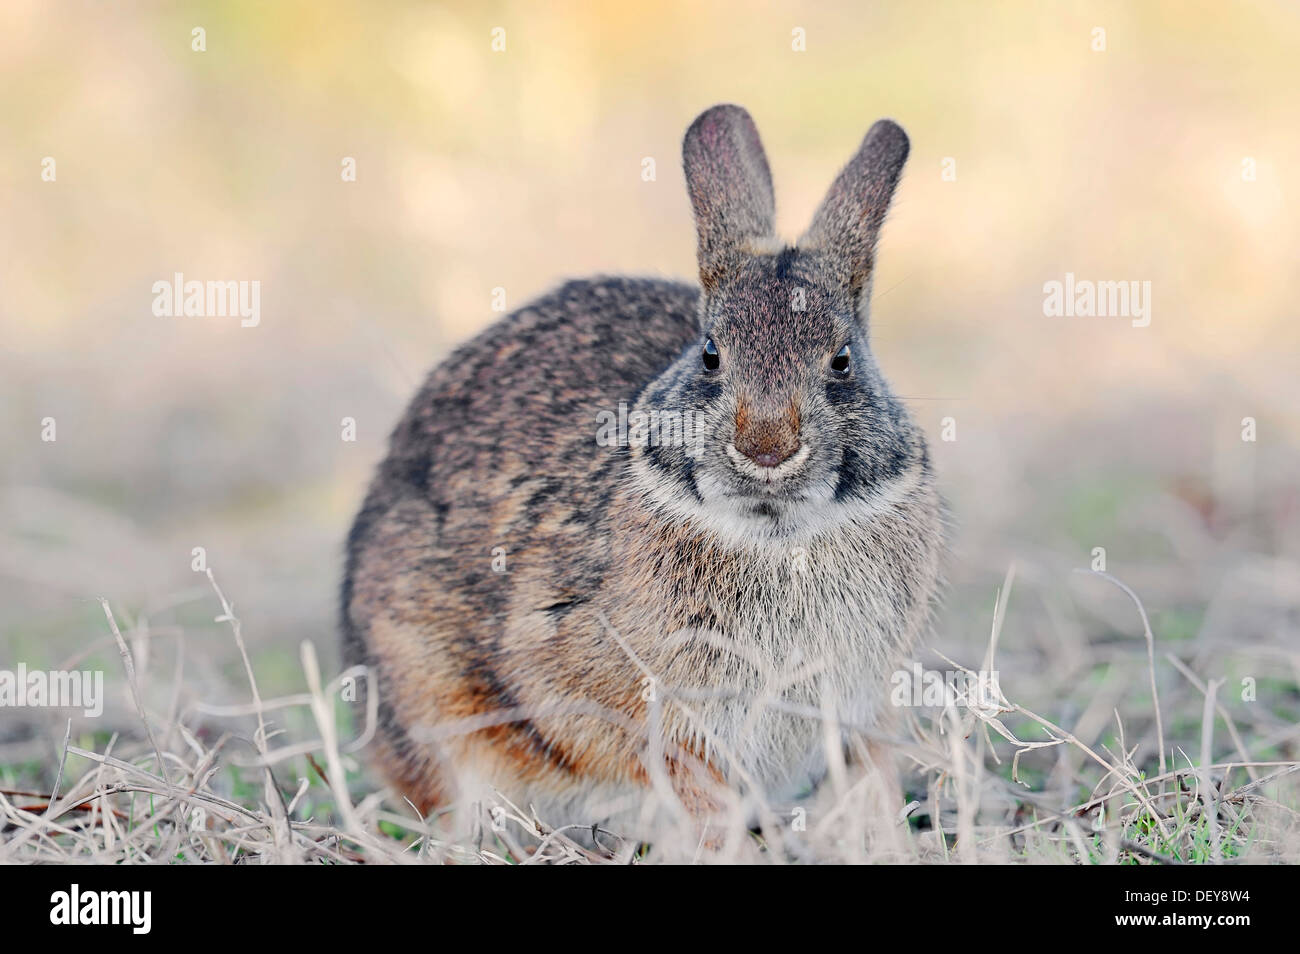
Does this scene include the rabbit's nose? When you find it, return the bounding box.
[748,445,797,468]
[734,403,801,468]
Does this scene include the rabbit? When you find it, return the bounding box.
[341,104,943,843]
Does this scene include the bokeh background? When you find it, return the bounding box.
[2,1,1297,792]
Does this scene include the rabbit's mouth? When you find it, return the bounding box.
[709,441,835,524]
[724,441,811,483]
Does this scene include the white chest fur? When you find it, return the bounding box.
[654,509,926,802]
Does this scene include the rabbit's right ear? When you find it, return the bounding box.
[682,104,776,293]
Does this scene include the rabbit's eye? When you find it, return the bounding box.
[702,337,720,371]
[831,344,851,375]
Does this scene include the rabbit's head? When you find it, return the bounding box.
[630,105,920,541]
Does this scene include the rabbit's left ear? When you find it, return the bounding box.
[800,119,909,301]
[683,104,776,292]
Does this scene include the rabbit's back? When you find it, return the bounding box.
[341,278,700,809]
[359,277,698,537]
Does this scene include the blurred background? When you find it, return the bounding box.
[2,1,1297,790]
